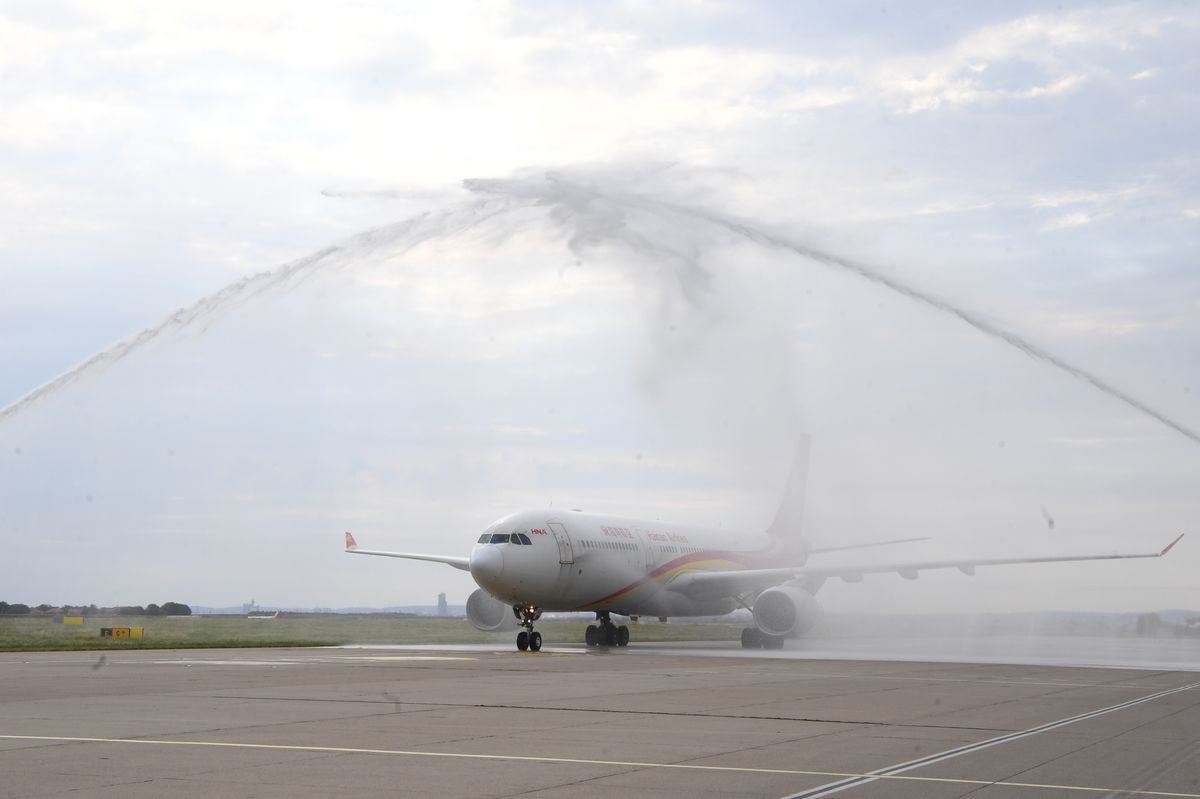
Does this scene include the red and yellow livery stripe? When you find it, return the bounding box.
[579,550,770,610]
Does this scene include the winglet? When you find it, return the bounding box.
[345,531,358,550]
[1159,534,1184,557]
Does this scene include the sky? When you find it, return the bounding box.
[1,1,1198,614]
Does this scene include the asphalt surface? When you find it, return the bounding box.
[2,643,1198,798]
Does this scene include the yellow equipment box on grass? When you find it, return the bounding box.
[100,626,145,639]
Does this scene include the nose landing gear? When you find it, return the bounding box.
[515,606,543,652]
[584,612,629,647]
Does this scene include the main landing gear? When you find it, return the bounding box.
[515,606,543,652]
[741,627,784,650]
[584,612,629,647]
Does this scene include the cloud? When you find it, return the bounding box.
[1043,211,1095,231]
[868,7,1183,113]
[2,2,1198,611]
[1046,308,1162,337]
[1030,187,1140,209]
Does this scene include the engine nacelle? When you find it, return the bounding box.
[752,584,823,638]
[466,588,519,632]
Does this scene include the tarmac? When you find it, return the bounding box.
[2,641,1199,798]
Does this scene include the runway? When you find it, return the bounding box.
[2,643,1198,798]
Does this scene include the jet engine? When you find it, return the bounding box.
[466,588,519,632]
[752,584,822,638]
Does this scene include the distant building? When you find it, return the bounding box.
[437,593,448,617]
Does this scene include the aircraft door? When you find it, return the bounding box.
[633,527,650,571]
[547,522,575,565]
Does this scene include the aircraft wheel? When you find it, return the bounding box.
[529,631,542,652]
[585,625,598,646]
[617,625,630,647]
[740,627,762,649]
[603,625,618,647]
[763,634,785,650]
[517,631,529,651]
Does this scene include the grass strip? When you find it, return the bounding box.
[0,615,743,652]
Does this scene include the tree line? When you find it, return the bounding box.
[0,602,192,616]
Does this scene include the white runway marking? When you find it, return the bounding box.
[1,733,1199,798]
[335,645,1181,690]
[134,655,477,666]
[337,637,1200,672]
[337,655,477,662]
[780,680,1200,799]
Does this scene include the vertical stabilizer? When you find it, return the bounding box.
[765,437,811,563]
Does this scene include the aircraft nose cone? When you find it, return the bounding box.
[470,545,504,584]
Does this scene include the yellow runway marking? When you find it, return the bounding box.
[2,734,1198,798]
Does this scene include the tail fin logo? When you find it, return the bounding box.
[345,531,358,550]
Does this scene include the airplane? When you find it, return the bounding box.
[344,444,1184,652]
[246,610,281,620]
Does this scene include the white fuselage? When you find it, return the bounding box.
[467,509,802,618]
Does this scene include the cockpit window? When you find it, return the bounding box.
[477,534,490,544]
[489,532,511,544]
[516,533,532,545]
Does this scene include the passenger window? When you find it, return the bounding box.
[517,533,532,545]
[490,533,511,544]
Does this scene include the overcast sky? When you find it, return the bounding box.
[1,1,1197,614]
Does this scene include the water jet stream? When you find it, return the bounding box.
[0,196,524,424]
[468,172,1200,447]
[2,170,1195,450]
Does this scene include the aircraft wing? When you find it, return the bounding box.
[343,532,471,572]
[807,536,929,555]
[669,534,1185,601]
